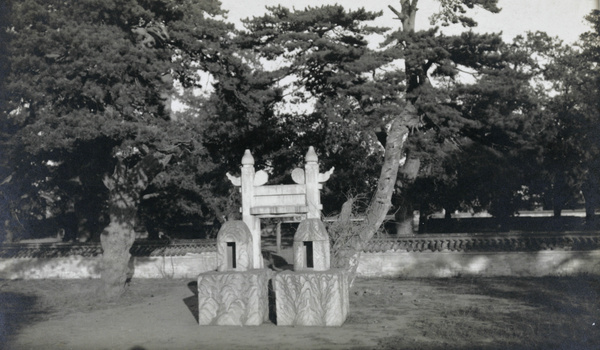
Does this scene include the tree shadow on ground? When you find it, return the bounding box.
[183,281,198,323]
[427,276,599,314]
[0,289,49,348]
[402,276,600,349]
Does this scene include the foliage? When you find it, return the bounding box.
[0,0,232,240]
[2,0,598,248]
[382,0,553,224]
[428,0,500,27]
[225,5,404,213]
[539,10,600,218]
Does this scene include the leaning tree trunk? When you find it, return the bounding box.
[337,1,427,283]
[100,154,170,299]
[336,104,413,284]
[359,105,412,243]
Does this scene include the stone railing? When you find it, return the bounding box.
[362,233,600,253]
[2,233,599,259]
[0,239,217,259]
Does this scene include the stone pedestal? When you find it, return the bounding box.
[197,269,271,326]
[273,269,349,326]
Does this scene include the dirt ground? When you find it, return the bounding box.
[1,273,599,350]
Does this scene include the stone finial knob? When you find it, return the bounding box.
[242,149,254,165]
[305,146,318,163]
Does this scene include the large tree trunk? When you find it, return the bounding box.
[582,177,599,222]
[100,208,137,299]
[333,104,412,285]
[100,154,169,299]
[552,173,568,218]
[359,105,412,243]
[335,1,420,280]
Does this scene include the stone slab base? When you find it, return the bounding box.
[273,269,349,326]
[197,269,271,326]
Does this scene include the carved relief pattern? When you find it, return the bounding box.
[274,270,348,326]
[295,219,329,241]
[197,270,270,326]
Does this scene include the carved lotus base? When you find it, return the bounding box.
[274,269,349,326]
[197,269,271,326]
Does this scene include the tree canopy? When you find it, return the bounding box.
[539,10,600,219]
[1,0,234,241]
[2,0,600,295]
[225,5,403,212]
[1,0,598,249]
[0,0,237,297]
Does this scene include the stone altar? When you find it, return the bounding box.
[197,269,271,326]
[198,147,347,326]
[197,220,270,326]
[274,218,349,326]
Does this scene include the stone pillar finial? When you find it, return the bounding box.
[240,149,262,269]
[304,146,320,219]
[305,146,318,163]
[242,149,254,165]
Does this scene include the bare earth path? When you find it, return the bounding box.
[1,275,599,350]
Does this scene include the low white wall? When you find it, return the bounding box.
[133,253,217,278]
[0,252,217,279]
[3,250,599,279]
[0,256,102,279]
[357,250,600,278]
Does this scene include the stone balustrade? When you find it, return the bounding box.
[1,233,599,259]
[0,239,217,258]
[361,233,600,253]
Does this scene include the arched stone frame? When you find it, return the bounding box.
[226,147,333,269]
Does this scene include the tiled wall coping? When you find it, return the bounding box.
[2,233,599,259]
[362,232,600,253]
[0,239,217,259]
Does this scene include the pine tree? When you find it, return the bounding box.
[233,1,540,273]
[542,10,600,220]
[1,0,232,298]
[228,5,403,213]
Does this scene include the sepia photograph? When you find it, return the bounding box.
[1,0,599,349]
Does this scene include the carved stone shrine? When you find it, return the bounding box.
[198,147,347,326]
[293,218,330,271]
[226,146,334,269]
[216,220,253,272]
